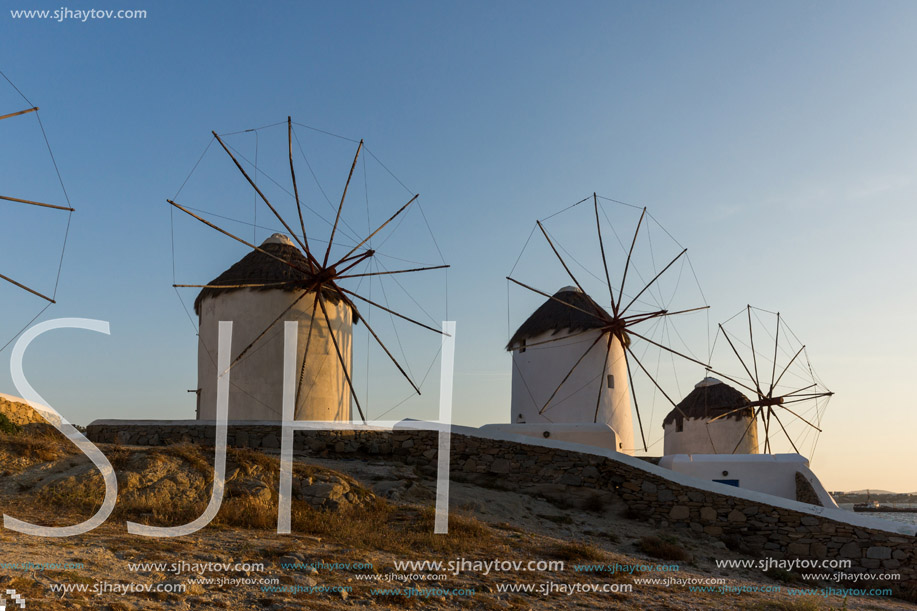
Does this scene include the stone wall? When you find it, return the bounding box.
[86,421,916,587]
[0,396,60,427]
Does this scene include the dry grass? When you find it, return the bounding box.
[291,500,495,556]
[766,597,827,611]
[0,425,71,463]
[637,535,691,562]
[545,541,605,563]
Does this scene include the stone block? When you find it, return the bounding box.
[787,542,809,556]
[700,507,717,523]
[866,546,892,560]
[490,459,510,474]
[669,505,690,520]
[839,542,861,559]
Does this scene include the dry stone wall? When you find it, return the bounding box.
[86,422,915,586]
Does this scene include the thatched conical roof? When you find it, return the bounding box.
[194,234,350,316]
[663,377,754,428]
[507,286,610,350]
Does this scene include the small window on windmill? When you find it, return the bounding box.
[607,374,614,389]
[676,419,684,433]
[519,339,526,353]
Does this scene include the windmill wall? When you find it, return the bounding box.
[663,416,758,455]
[197,288,352,421]
[510,329,634,454]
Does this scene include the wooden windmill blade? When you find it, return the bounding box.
[0,272,56,303]
[507,194,711,454]
[0,74,74,318]
[287,116,313,272]
[171,118,449,423]
[0,106,38,121]
[707,306,833,456]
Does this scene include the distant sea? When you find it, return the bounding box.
[838,504,917,527]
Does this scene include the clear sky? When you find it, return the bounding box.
[1,0,915,492]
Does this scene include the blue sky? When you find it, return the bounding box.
[1,0,915,491]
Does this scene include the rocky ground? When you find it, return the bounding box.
[0,424,914,610]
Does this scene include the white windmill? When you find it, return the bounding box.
[169,118,448,422]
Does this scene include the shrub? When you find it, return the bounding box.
[0,413,21,435]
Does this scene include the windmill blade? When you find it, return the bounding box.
[338,264,449,280]
[618,207,646,309]
[747,306,761,390]
[0,272,55,303]
[593,193,618,315]
[336,249,376,267]
[771,409,800,454]
[212,131,317,267]
[168,199,312,277]
[622,346,648,452]
[316,293,366,423]
[536,220,588,296]
[337,194,420,264]
[332,287,421,396]
[781,383,817,397]
[288,117,313,272]
[334,250,376,277]
[769,312,781,394]
[0,106,38,121]
[717,324,764,397]
[624,343,687,419]
[707,404,756,424]
[779,393,834,402]
[295,291,322,406]
[701,368,762,399]
[619,248,687,316]
[772,344,806,390]
[592,334,613,423]
[623,305,710,326]
[626,329,712,372]
[731,406,760,454]
[337,287,447,336]
[622,309,670,326]
[538,333,605,415]
[0,194,74,212]
[506,277,607,323]
[516,327,596,349]
[323,139,363,267]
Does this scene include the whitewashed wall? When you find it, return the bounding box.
[197,289,352,421]
[659,453,836,507]
[510,329,634,454]
[663,416,758,455]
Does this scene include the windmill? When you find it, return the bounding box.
[506,194,711,453]
[0,70,74,350]
[169,118,448,422]
[705,306,833,456]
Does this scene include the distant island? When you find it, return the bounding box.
[832,491,917,506]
